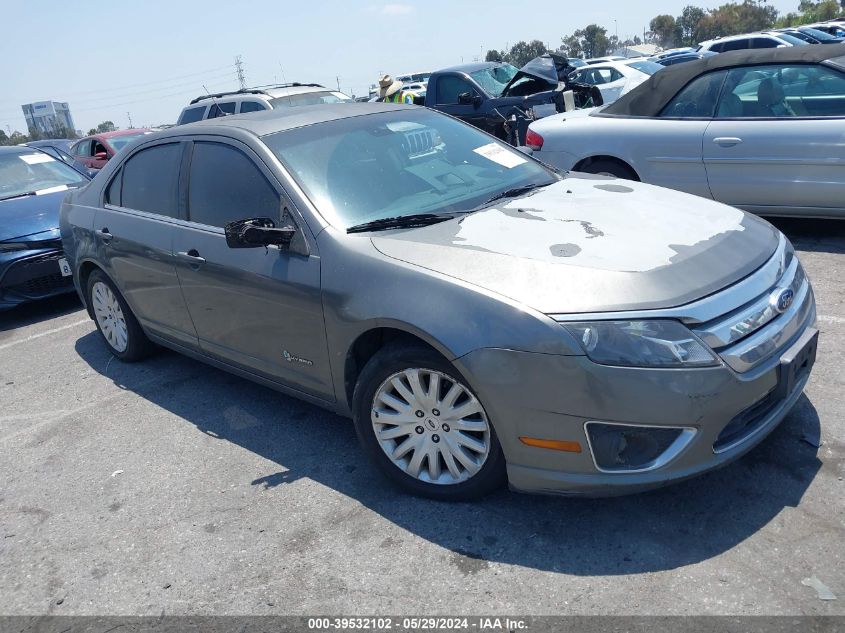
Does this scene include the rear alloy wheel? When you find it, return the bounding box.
[353,345,506,500]
[87,270,155,362]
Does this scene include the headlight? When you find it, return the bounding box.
[562,320,719,368]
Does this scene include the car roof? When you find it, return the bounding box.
[80,128,151,141]
[602,42,845,117]
[0,145,41,155]
[159,102,409,139]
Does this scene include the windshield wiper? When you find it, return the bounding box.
[0,191,38,202]
[346,213,456,234]
[480,182,554,207]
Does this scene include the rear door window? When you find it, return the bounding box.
[207,102,237,118]
[239,101,268,113]
[661,70,728,118]
[187,142,279,228]
[73,140,92,157]
[121,143,183,217]
[722,39,750,52]
[179,106,206,124]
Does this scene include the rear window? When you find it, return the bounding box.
[179,106,206,124]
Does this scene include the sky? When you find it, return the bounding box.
[1,0,800,134]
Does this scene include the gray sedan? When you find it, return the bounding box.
[528,44,845,219]
[60,103,817,499]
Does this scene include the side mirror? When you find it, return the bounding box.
[225,217,296,249]
[94,152,109,161]
[458,91,477,106]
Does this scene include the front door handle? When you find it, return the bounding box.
[177,249,206,268]
[713,137,743,147]
[97,227,113,243]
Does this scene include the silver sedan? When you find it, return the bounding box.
[528,44,845,219]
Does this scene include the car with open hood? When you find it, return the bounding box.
[527,44,845,218]
[1,146,90,310]
[423,56,602,145]
[60,103,817,500]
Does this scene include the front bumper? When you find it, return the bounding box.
[0,248,75,310]
[456,295,817,496]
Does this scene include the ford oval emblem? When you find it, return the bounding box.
[770,288,795,314]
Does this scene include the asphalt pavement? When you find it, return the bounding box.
[0,218,843,616]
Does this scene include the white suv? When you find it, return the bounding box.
[176,83,353,125]
[698,32,807,52]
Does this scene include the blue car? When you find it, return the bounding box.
[0,146,90,310]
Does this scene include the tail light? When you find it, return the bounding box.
[525,128,544,151]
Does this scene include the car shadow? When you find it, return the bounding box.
[768,217,845,255]
[74,331,823,576]
[0,293,83,333]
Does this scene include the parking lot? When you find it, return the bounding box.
[0,217,842,616]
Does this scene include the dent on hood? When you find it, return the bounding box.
[451,179,746,273]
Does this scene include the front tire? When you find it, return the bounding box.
[87,269,155,362]
[352,343,506,500]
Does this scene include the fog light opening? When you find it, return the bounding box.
[585,422,696,473]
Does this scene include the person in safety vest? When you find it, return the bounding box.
[377,74,414,104]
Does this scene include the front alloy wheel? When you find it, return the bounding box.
[353,344,506,500]
[372,368,491,485]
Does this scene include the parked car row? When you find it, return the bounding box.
[527,44,845,219]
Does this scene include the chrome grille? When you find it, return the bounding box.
[690,248,815,373]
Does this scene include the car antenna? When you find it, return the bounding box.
[202,84,229,117]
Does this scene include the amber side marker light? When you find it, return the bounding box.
[519,437,582,453]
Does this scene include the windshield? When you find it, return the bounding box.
[469,64,519,96]
[269,91,353,108]
[263,109,556,231]
[625,60,664,75]
[0,151,87,200]
[106,132,149,152]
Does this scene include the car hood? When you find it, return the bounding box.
[371,176,780,314]
[0,189,70,242]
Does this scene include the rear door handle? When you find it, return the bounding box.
[97,227,113,243]
[177,249,206,267]
[713,137,743,147]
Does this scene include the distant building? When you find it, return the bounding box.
[21,101,76,136]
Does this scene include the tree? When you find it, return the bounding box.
[678,5,706,46]
[695,0,778,42]
[560,25,611,59]
[650,14,680,48]
[559,33,583,58]
[485,49,505,62]
[87,128,97,136]
[505,40,548,67]
[95,121,116,133]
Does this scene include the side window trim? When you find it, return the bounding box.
[103,166,123,208]
[180,136,311,254]
[112,139,188,220]
[183,138,283,230]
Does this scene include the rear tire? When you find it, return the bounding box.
[580,159,638,180]
[352,343,507,500]
[87,269,155,362]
